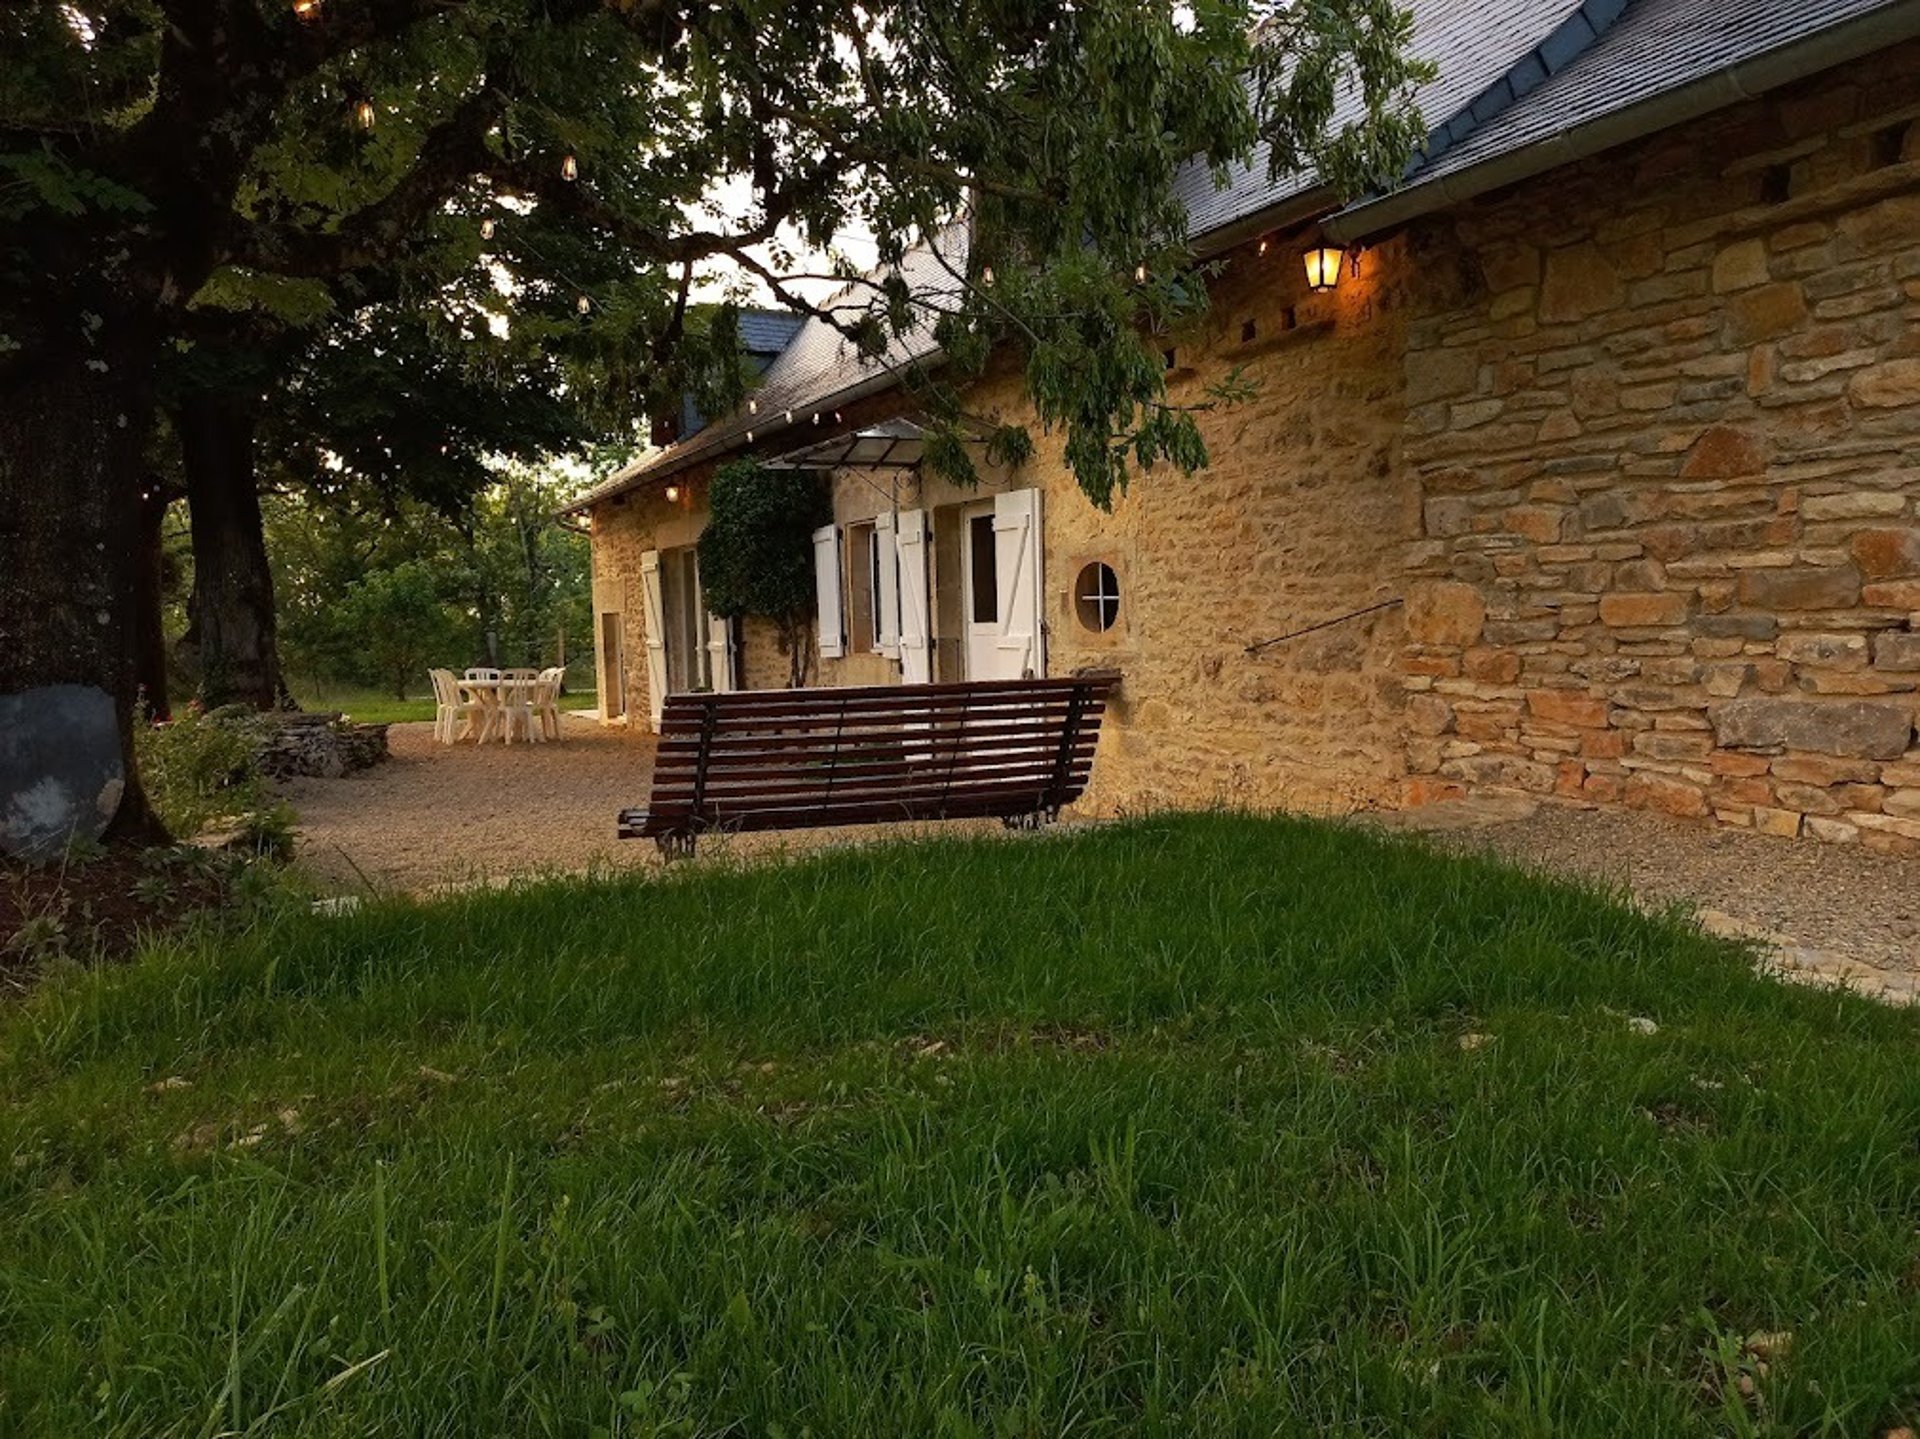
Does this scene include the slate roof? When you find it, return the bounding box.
[572,229,968,506]
[737,309,807,357]
[1332,0,1920,234]
[571,0,1920,509]
[1177,0,1612,239]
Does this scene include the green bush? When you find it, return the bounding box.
[135,703,287,844]
[697,460,831,686]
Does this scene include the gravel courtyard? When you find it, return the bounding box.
[287,719,1920,999]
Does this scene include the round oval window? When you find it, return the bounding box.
[1074,561,1121,633]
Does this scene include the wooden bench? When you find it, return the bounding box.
[618,674,1117,856]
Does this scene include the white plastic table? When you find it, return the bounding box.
[456,676,541,744]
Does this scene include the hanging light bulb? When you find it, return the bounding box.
[1258,236,1270,256]
[784,409,793,423]
[748,398,758,414]
[1135,263,1147,283]
[561,153,578,181]
[981,265,995,287]
[353,98,376,130]
[480,217,495,240]
[811,411,820,425]
[665,484,681,503]
[576,293,592,313]
[291,0,322,19]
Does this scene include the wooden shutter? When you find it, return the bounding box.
[638,550,669,730]
[812,523,844,660]
[993,489,1045,679]
[875,512,901,660]
[896,509,932,684]
[706,612,737,692]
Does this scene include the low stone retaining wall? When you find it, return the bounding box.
[254,712,390,781]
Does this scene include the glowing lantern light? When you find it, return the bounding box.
[353,99,376,130]
[561,154,578,181]
[480,217,495,240]
[1303,244,1346,293]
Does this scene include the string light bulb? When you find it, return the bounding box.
[576,293,591,314]
[748,398,758,414]
[291,0,322,18]
[480,217,495,240]
[561,153,578,181]
[665,484,681,502]
[1258,236,1270,256]
[981,265,995,287]
[353,99,376,130]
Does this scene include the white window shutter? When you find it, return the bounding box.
[638,549,669,730]
[993,488,1045,679]
[706,612,737,692]
[896,509,932,684]
[812,523,844,660]
[875,512,901,659]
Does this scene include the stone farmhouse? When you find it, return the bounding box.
[569,0,1920,853]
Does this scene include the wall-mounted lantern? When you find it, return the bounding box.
[1303,244,1346,293]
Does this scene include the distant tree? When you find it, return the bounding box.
[697,461,831,688]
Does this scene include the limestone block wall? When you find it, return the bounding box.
[950,230,1418,815]
[588,485,706,728]
[1397,44,1920,853]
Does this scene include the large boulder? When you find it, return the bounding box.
[0,685,123,862]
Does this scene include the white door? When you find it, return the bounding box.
[638,549,669,730]
[994,488,1045,679]
[960,500,1002,680]
[896,509,932,684]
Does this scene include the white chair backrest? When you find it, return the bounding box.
[429,668,458,705]
[466,667,501,681]
[539,667,566,703]
[502,667,540,682]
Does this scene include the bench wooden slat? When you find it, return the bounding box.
[620,674,1117,852]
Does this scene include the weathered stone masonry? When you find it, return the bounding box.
[1397,43,1920,854]
[588,47,1920,849]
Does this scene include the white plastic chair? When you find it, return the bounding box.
[497,681,538,744]
[532,667,566,740]
[465,667,501,681]
[502,667,540,682]
[429,668,482,745]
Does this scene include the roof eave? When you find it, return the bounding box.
[1326,1,1920,244]
[562,355,941,514]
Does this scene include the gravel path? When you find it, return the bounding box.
[1383,795,1920,1001]
[284,717,999,893]
[288,722,1920,1001]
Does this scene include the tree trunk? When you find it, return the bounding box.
[131,477,173,723]
[0,332,168,844]
[178,392,285,710]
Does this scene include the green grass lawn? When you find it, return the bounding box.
[288,683,599,726]
[5,813,1920,1435]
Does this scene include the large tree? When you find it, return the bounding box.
[1,0,1427,839]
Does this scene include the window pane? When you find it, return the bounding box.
[969,514,998,624]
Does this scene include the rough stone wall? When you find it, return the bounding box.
[954,233,1418,815]
[1398,46,1920,853]
[588,485,706,728]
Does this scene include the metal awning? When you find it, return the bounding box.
[762,418,933,472]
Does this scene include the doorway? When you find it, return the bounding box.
[960,501,1000,681]
[659,546,709,693]
[599,610,625,719]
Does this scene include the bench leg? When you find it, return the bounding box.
[654,834,696,861]
[1000,811,1049,832]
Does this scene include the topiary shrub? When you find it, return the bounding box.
[696,461,832,687]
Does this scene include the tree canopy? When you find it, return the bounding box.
[0,0,1429,841]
